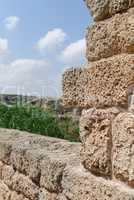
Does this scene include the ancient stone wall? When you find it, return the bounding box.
[62,0,134,199]
[1,129,134,200]
[1,0,134,199]
[0,129,81,200]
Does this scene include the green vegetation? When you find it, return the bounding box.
[0,104,79,142]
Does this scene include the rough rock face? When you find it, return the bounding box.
[62,54,134,108]
[86,8,134,61]
[1,128,134,200]
[62,67,87,108]
[112,112,134,187]
[85,0,134,21]
[62,166,134,200]
[80,107,119,177]
[85,54,134,108]
[0,128,80,200]
[61,0,134,198]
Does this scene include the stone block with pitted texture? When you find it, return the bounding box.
[62,67,87,108]
[85,0,134,21]
[80,107,120,177]
[61,0,134,198]
[62,54,134,108]
[86,8,134,61]
[0,128,134,200]
[112,112,134,187]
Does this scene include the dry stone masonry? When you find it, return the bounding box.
[1,129,134,200]
[1,0,134,199]
[62,0,134,199]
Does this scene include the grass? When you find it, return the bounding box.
[0,104,79,142]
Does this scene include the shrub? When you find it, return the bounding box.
[0,104,79,142]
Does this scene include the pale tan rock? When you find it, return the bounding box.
[40,156,66,193]
[62,54,134,108]
[10,191,27,200]
[56,194,67,200]
[10,148,45,184]
[62,67,87,108]
[0,162,3,179]
[1,165,15,188]
[80,107,119,176]
[40,142,80,193]
[0,129,81,200]
[0,128,79,187]
[112,112,134,187]
[12,172,39,200]
[0,180,11,200]
[39,189,57,200]
[86,8,134,61]
[85,0,134,21]
[85,54,134,108]
[128,92,134,113]
[62,166,134,200]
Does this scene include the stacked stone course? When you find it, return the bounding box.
[0,129,81,200]
[62,0,134,199]
[1,129,134,200]
[1,0,134,199]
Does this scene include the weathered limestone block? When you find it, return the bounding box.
[85,54,134,108]
[39,189,57,200]
[62,54,134,108]
[85,0,134,21]
[0,129,81,199]
[57,194,67,200]
[0,129,35,164]
[0,142,12,164]
[1,164,15,188]
[40,156,66,193]
[62,67,87,107]
[12,173,39,200]
[0,162,3,179]
[112,112,134,187]
[10,191,28,200]
[0,180,11,200]
[40,142,80,193]
[80,107,119,177]
[10,148,45,184]
[86,8,134,61]
[62,166,134,200]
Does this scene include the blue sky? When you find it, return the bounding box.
[0,0,92,97]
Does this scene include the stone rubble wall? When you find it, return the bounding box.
[1,128,134,200]
[62,0,134,199]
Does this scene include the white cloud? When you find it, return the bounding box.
[0,58,59,97]
[0,38,8,54]
[36,28,67,53]
[7,59,49,83]
[60,38,86,65]
[4,16,20,31]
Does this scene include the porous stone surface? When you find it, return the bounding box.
[62,54,134,108]
[80,107,119,177]
[62,67,87,108]
[39,189,57,200]
[86,8,134,61]
[0,128,134,199]
[112,112,134,187]
[0,128,80,200]
[62,166,134,200]
[85,54,134,108]
[85,0,134,21]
